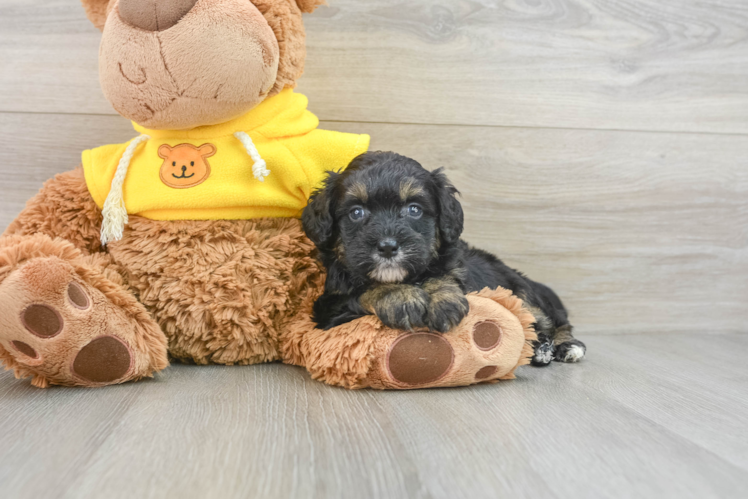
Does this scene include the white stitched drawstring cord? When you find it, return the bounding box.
[234,131,270,182]
[100,134,150,246]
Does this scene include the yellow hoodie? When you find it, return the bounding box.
[82,89,370,224]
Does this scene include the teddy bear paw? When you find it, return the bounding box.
[372,295,531,389]
[0,257,166,387]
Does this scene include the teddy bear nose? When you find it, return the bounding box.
[118,0,198,31]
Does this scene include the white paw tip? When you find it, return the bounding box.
[563,345,585,362]
[533,348,553,365]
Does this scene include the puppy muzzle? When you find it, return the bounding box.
[369,253,408,283]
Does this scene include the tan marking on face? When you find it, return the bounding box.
[334,239,346,261]
[158,143,216,189]
[399,178,424,201]
[346,182,368,202]
[430,231,442,259]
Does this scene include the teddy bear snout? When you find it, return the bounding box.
[118,0,198,31]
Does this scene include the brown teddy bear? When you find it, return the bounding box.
[0,0,535,389]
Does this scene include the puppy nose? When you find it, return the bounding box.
[118,0,198,31]
[377,239,399,258]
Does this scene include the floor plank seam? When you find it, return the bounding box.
[3,110,748,138]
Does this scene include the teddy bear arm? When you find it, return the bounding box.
[280,287,537,389]
[3,167,103,254]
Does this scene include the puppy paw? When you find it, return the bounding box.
[531,338,554,366]
[426,294,469,333]
[365,285,430,331]
[554,339,586,363]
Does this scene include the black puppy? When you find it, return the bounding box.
[302,151,586,365]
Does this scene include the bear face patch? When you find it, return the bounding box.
[158,143,216,189]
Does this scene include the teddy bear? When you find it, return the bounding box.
[0,0,536,389]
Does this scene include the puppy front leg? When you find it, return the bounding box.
[313,293,368,330]
[422,275,470,333]
[360,285,430,331]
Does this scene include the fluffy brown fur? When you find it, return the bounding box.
[107,217,326,365]
[5,168,103,253]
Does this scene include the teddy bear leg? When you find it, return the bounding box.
[0,235,168,388]
[281,287,537,390]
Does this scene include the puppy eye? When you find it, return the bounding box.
[407,204,423,218]
[349,206,366,221]
[172,161,176,166]
[191,161,194,166]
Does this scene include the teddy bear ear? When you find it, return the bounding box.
[80,0,112,31]
[295,0,326,14]
[158,144,173,159]
[198,144,217,158]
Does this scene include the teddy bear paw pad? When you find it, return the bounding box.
[72,336,133,383]
[473,321,502,350]
[21,304,63,338]
[67,282,90,309]
[386,333,454,385]
[12,341,39,359]
[475,365,498,380]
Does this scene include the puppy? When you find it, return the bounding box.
[302,151,586,365]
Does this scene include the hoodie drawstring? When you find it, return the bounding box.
[100,134,150,246]
[234,131,270,182]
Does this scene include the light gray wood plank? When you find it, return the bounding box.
[1,112,745,336]
[0,377,151,498]
[60,364,423,498]
[581,334,748,471]
[0,1,107,114]
[2,1,748,134]
[301,0,748,133]
[0,334,747,498]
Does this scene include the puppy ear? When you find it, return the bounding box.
[431,168,464,244]
[302,171,340,248]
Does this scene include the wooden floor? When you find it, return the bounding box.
[0,334,746,498]
[1,0,747,497]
